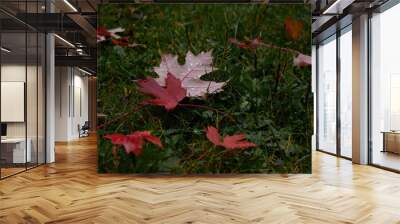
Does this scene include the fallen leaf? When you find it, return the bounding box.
[153,51,226,97]
[284,17,303,41]
[206,126,257,151]
[222,134,256,150]
[137,73,186,110]
[228,37,262,50]
[206,126,222,146]
[97,27,125,43]
[104,131,163,156]
[293,53,311,67]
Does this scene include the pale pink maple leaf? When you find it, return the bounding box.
[293,53,311,67]
[153,51,226,97]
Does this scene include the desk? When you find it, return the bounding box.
[382,131,400,154]
[1,138,31,163]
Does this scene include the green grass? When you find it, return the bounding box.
[97,4,312,174]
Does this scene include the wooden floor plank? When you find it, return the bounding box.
[0,135,400,224]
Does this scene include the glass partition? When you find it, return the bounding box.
[317,35,337,154]
[38,32,45,165]
[27,30,38,169]
[0,1,46,179]
[0,31,28,177]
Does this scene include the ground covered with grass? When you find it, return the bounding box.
[97,4,312,174]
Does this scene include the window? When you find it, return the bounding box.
[370,3,400,171]
[316,25,353,159]
[339,27,352,158]
[317,35,337,154]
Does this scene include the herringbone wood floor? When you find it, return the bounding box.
[1,135,400,224]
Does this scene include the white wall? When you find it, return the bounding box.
[71,73,89,138]
[1,65,25,135]
[1,65,41,137]
[1,65,27,139]
[55,67,89,141]
[55,66,70,141]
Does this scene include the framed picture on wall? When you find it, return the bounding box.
[97,3,312,174]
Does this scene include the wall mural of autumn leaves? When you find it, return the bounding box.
[97,4,312,174]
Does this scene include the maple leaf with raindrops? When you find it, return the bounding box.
[136,73,186,110]
[153,51,226,97]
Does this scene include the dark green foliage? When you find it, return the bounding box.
[98,4,312,174]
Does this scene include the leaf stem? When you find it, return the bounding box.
[254,51,258,72]
[97,104,144,130]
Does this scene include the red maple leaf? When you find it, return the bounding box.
[111,37,129,46]
[111,37,140,48]
[104,131,163,156]
[206,126,256,151]
[137,73,186,110]
[97,27,111,38]
[284,17,303,41]
[97,27,124,43]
